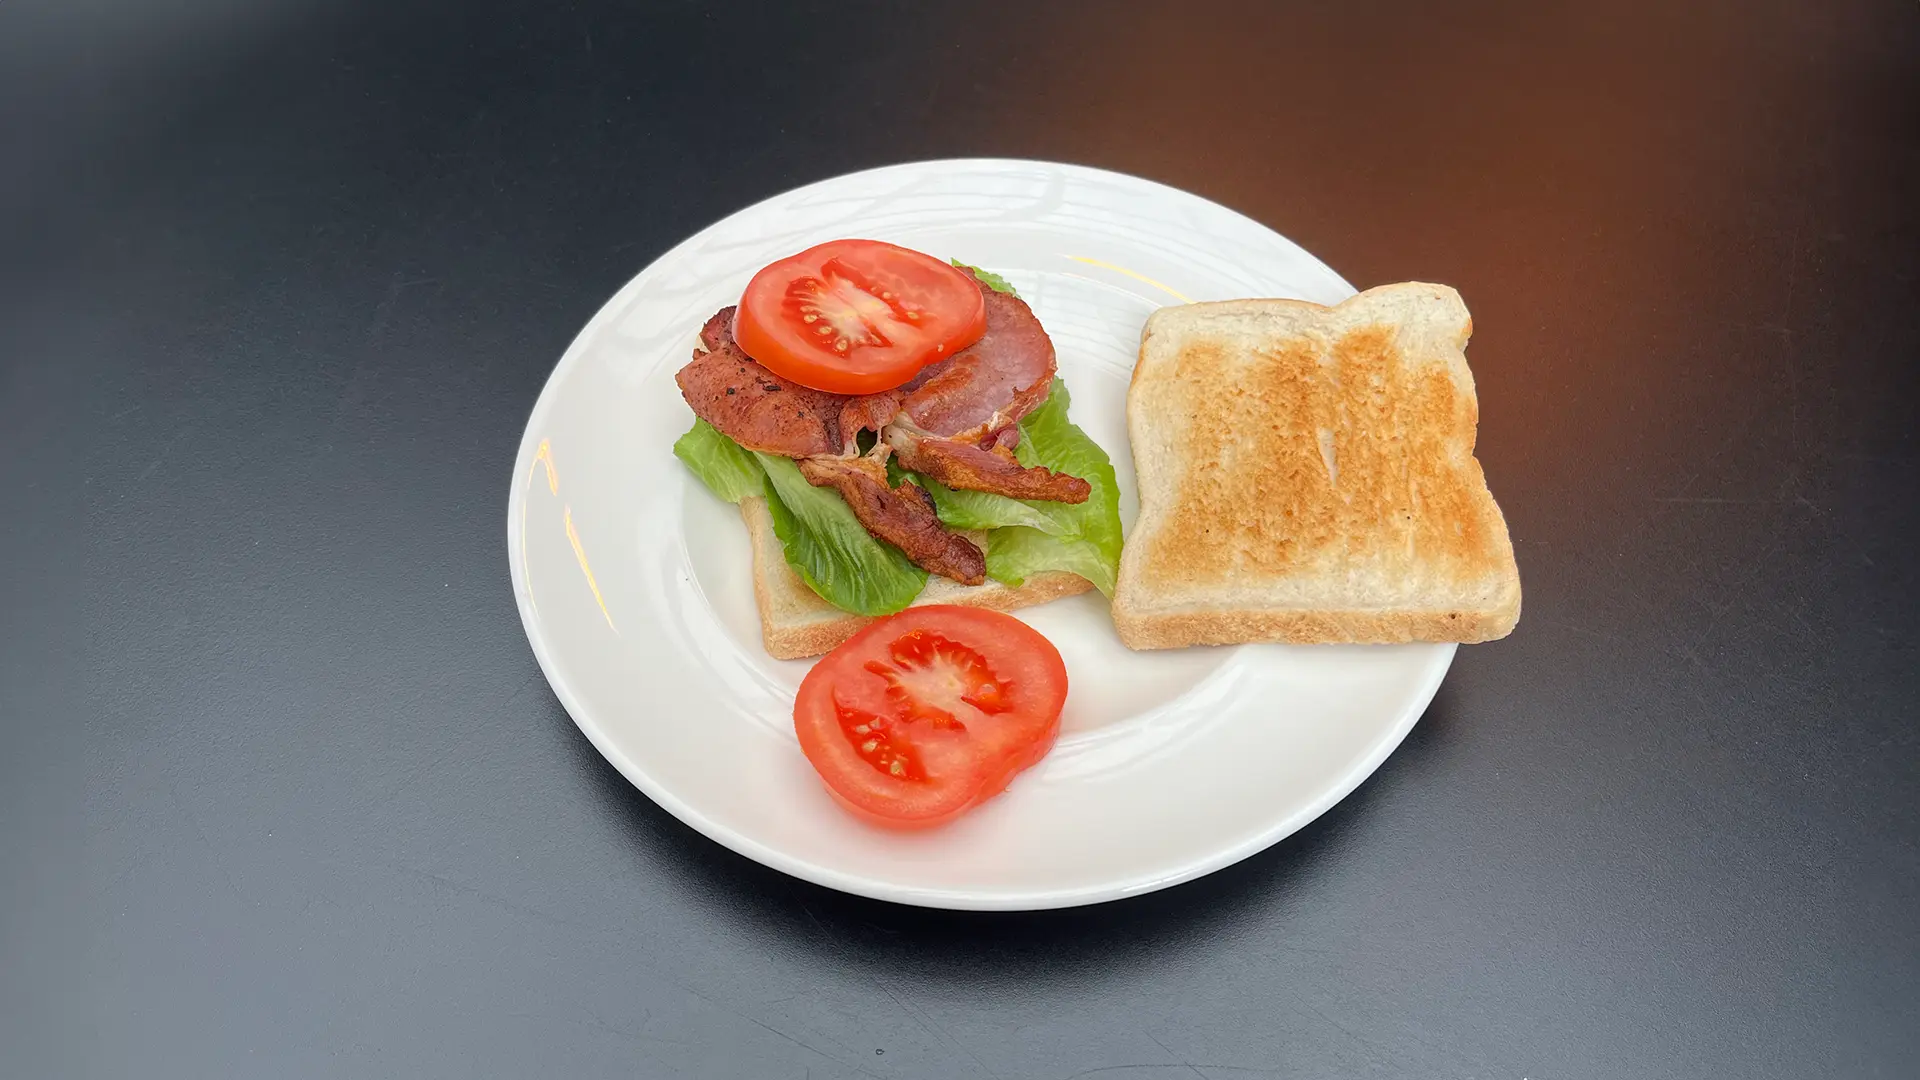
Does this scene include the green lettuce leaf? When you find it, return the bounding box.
[951,261,1018,296]
[755,453,928,616]
[673,418,764,503]
[968,378,1125,596]
[987,526,1118,597]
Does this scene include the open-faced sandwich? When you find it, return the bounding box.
[673,240,1122,659]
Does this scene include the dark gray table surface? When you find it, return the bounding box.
[4,2,1915,1077]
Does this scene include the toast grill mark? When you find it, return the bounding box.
[1146,327,1484,592]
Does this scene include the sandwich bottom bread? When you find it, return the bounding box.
[1113,283,1521,649]
[740,495,1094,660]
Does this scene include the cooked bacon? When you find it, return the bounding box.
[676,278,1080,586]
[698,306,736,353]
[899,283,1057,440]
[686,306,898,457]
[887,426,1091,504]
[682,280,1058,459]
[796,455,987,585]
[838,389,902,452]
[675,341,843,457]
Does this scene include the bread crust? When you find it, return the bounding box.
[1111,595,1522,650]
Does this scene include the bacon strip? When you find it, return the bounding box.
[697,306,736,353]
[899,283,1057,439]
[675,337,842,458]
[876,279,1082,502]
[886,426,1091,504]
[796,456,986,585]
[685,305,900,457]
[837,389,902,453]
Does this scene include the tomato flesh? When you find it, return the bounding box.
[734,239,988,395]
[794,607,1069,829]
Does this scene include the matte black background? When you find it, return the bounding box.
[3,2,1915,1077]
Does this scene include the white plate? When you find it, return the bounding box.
[508,159,1454,910]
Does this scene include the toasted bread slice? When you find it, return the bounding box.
[740,495,1094,660]
[1112,283,1520,649]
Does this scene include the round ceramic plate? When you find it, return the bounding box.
[508,159,1454,910]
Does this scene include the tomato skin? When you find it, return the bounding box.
[793,607,1068,829]
[734,240,988,395]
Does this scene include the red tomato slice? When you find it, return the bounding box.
[793,607,1068,829]
[733,239,988,395]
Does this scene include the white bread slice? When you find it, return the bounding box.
[1112,283,1520,649]
[740,495,1093,660]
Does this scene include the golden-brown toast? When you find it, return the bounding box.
[1112,283,1521,649]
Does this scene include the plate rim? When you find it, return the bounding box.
[506,157,1453,910]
